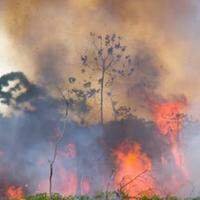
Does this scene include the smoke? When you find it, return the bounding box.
[35,43,68,85]
[1,0,200,118]
[0,0,200,198]
[0,71,192,197]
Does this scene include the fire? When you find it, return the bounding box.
[37,167,78,196]
[57,143,78,195]
[153,101,186,138]
[113,141,155,197]
[80,176,90,194]
[36,141,78,195]
[153,99,188,191]
[6,186,24,200]
[58,168,77,196]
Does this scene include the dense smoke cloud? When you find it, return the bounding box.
[0,0,200,198]
[0,72,193,197]
[1,0,200,119]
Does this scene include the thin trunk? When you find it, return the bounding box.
[100,68,105,125]
[49,163,53,199]
[48,129,63,199]
[49,143,57,199]
[48,87,68,199]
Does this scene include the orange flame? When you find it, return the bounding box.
[153,99,188,192]
[113,141,155,197]
[36,142,78,195]
[37,168,78,196]
[153,101,186,139]
[6,186,24,200]
[58,168,77,196]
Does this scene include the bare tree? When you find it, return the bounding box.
[117,169,148,194]
[48,77,97,198]
[116,169,149,200]
[48,129,63,199]
[48,87,69,199]
[81,33,134,124]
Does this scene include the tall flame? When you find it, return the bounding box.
[113,141,155,197]
[153,99,188,192]
[153,101,186,138]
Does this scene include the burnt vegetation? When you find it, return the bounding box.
[0,33,195,200]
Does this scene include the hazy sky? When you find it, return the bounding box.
[1,0,200,119]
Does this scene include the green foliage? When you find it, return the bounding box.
[24,193,198,200]
[94,191,118,200]
[25,192,123,200]
[140,195,162,200]
[26,193,94,200]
[138,195,182,200]
[26,193,50,200]
[165,196,180,200]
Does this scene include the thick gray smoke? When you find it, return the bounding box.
[0,71,110,196]
[1,1,200,197]
[0,72,195,197]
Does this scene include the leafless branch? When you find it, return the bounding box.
[118,169,149,192]
[48,86,69,199]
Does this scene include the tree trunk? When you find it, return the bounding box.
[100,68,105,125]
[49,163,53,199]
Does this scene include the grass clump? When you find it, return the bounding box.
[24,193,191,200]
[26,193,97,200]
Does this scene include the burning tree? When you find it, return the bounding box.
[81,33,134,124]
[153,99,188,193]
